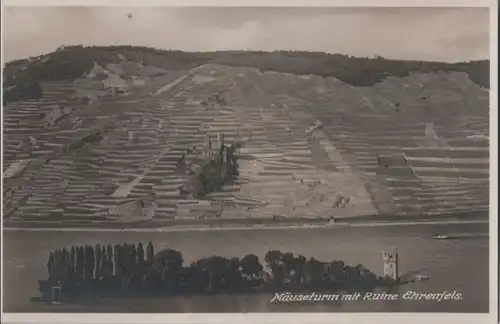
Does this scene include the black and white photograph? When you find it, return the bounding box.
[1,1,498,322]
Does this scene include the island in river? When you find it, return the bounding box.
[32,241,413,304]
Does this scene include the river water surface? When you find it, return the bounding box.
[2,222,489,313]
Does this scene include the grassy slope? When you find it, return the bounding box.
[3,45,489,96]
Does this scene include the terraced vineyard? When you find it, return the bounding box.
[2,62,490,227]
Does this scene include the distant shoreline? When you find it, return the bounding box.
[2,211,489,232]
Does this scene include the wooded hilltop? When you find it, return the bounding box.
[3,45,489,104]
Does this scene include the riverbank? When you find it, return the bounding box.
[2,210,489,232]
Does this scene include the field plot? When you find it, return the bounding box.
[2,63,489,227]
[255,69,490,216]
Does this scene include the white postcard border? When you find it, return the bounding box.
[1,0,498,324]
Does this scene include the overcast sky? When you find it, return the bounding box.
[3,7,490,63]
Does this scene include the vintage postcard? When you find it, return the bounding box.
[1,1,498,324]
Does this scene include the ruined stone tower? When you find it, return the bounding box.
[382,247,399,281]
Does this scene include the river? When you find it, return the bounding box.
[2,222,489,313]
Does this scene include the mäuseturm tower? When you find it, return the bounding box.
[382,247,399,282]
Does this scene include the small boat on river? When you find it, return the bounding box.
[432,233,448,240]
[431,232,488,240]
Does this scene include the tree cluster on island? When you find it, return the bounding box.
[35,241,399,303]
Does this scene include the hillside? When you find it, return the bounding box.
[2,46,490,228]
[3,46,489,104]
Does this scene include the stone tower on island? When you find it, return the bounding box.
[382,247,399,281]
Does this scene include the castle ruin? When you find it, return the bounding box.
[177,133,240,198]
